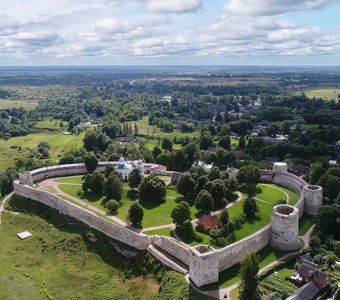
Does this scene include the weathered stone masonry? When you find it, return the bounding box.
[14,162,323,288]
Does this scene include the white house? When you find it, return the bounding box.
[115,157,133,180]
[192,160,213,172]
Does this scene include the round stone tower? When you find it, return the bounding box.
[270,204,300,251]
[18,171,33,187]
[303,185,323,216]
[273,162,288,173]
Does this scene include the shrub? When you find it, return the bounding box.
[196,224,210,235]
[209,229,219,238]
[106,199,120,213]
[220,209,229,225]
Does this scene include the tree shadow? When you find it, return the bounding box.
[126,190,139,201]
[80,191,103,203]
[244,215,262,225]
[140,199,165,210]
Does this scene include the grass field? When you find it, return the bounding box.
[33,119,67,130]
[257,184,299,205]
[1,195,157,300]
[0,194,196,300]
[0,99,38,109]
[55,176,83,184]
[129,118,199,139]
[143,227,173,236]
[0,131,85,169]
[298,88,340,101]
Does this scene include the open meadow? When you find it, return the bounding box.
[0,131,85,169]
[297,88,340,101]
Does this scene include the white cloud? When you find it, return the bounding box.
[224,0,340,16]
[145,0,202,14]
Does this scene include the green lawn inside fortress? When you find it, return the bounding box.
[53,178,299,244]
[56,180,195,228]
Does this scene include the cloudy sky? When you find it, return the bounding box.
[0,0,340,65]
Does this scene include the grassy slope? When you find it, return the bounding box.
[0,131,85,169]
[0,195,160,300]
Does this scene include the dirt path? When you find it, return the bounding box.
[0,192,14,226]
[299,225,315,249]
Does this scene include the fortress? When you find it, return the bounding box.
[13,161,322,288]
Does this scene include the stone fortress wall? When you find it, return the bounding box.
[14,161,323,288]
[13,180,149,250]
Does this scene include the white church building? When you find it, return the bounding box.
[114,157,144,180]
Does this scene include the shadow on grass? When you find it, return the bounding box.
[126,190,139,200]
[171,230,196,245]
[80,191,103,203]
[140,199,166,210]
[239,185,263,195]
[201,263,241,291]
[244,215,262,225]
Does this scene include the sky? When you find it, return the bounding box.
[0,0,340,66]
